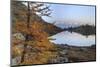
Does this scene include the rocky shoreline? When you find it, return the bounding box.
[51,44,96,63]
[12,43,96,65]
[42,44,96,64]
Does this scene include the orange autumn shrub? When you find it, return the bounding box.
[13,21,30,34]
[12,21,56,64]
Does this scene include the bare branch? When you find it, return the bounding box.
[30,3,44,9]
[28,2,52,17]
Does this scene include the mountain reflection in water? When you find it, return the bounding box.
[49,31,95,46]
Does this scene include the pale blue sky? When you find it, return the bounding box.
[42,3,96,26]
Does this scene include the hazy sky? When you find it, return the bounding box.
[42,3,96,26]
[22,1,96,27]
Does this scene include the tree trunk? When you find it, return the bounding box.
[21,1,30,63]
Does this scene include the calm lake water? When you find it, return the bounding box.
[49,31,95,46]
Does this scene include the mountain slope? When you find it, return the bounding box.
[12,1,63,36]
[11,1,62,65]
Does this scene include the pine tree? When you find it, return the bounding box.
[12,1,56,65]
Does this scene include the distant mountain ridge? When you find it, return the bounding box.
[66,24,96,35]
